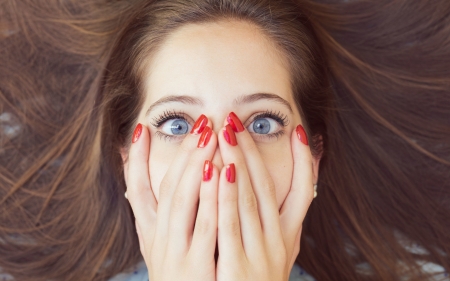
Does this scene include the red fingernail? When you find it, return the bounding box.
[203,160,213,181]
[190,114,208,135]
[226,163,236,183]
[197,126,212,148]
[227,112,245,132]
[295,124,308,145]
[223,124,237,146]
[132,123,142,143]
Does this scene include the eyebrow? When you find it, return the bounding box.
[145,92,293,116]
[145,95,203,117]
[234,93,293,113]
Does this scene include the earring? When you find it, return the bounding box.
[124,191,128,199]
[313,184,318,198]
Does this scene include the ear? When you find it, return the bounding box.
[311,135,323,184]
[120,146,129,183]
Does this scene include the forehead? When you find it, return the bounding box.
[143,19,294,105]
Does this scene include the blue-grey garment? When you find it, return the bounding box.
[108,258,450,281]
[108,262,316,281]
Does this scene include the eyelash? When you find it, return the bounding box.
[150,110,188,128]
[150,109,289,141]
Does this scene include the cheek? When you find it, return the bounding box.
[148,140,174,202]
[259,140,294,209]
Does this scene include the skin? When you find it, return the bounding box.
[123,19,321,280]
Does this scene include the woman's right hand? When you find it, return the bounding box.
[124,115,218,281]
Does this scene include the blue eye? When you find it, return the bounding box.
[248,117,279,134]
[161,119,190,135]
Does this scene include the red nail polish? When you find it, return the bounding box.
[197,126,212,148]
[227,112,245,132]
[190,114,208,135]
[226,163,236,183]
[223,124,237,146]
[132,123,142,143]
[203,160,213,181]
[296,124,308,145]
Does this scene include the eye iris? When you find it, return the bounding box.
[253,118,270,134]
[171,119,189,135]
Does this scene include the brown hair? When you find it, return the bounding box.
[1,0,449,280]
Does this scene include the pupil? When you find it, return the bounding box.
[253,118,270,134]
[171,119,188,135]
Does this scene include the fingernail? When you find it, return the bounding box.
[226,163,236,183]
[190,114,208,135]
[227,112,245,132]
[203,160,213,181]
[223,124,237,146]
[197,126,212,148]
[296,124,308,145]
[132,123,143,143]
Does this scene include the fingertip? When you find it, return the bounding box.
[218,163,237,201]
[131,123,143,143]
[226,163,236,183]
[190,114,208,135]
[295,124,308,146]
[291,125,312,158]
[130,123,151,147]
[203,160,213,182]
[226,112,245,133]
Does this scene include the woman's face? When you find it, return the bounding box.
[132,20,306,209]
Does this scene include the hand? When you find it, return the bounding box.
[215,113,315,281]
[124,116,219,281]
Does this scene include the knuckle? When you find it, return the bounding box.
[221,190,238,204]
[272,244,288,266]
[185,157,200,171]
[243,193,258,212]
[234,159,247,170]
[171,192,185,212]
[158,177,172,200]
[195,218,212,236]
[265,178,277,199]
[179,137,195,154]
[242,137,258,153]
[225,219,241,237]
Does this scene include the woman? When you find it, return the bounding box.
[1,0,449,280]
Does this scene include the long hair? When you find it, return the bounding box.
[1,0,449,280]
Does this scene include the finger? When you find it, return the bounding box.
[156,115,217,257]
[218,125,264,259]
[279,124,314,258]
[126,123,157,240]
[218,163,245,261]
[165,126,217,257]
[189,161,219,262]
[226,112,282,240]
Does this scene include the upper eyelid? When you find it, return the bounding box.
[150,111,194,128]
[244,111,289,127]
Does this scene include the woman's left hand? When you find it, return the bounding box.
[216,115,315,281]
